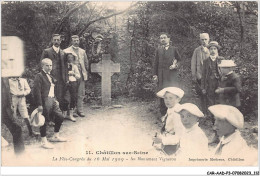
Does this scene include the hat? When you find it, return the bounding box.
[200,33,209,39]
[208,41,221,49]
[218,60,236,67]
[208,105,244,129]
[71,35,79,39]
[156,87,184,99]
[30,109,45,127]
[175,103,204,118]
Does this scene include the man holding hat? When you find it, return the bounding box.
[152,32,181,116]
[201,41,224,107]
[152,87,185,155]
[215,60,241,109]
[175,103,208,157]
[33,58,67,149]
[64,35,89,117]
[191,33,210,113]
[208,105,249,157]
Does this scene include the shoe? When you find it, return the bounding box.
[73,109,79,117]
[41,141,54,149]
[29,131,40,137]
[77,112,85,117]
[65,115,76,122]
[49,136,67,142]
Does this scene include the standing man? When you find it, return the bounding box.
[191,33,210,113]
[153,32,181,116]
[41,34,68,114]
[2,78,25,154]
[33,58,67,149]
[64,35,89,117]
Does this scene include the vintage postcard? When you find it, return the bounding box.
[1,0,258,173]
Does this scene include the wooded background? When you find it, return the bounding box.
[2,1,258,119]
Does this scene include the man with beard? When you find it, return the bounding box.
[153,32,181,116]
[40,34,73,121]
[64,35,89,117]
[191,33,210,114]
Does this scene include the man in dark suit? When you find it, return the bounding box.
[153,32,181,116]
[215,60,241,109]
[33,58,67,149]
[41,34,68,116]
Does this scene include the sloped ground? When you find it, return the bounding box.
[1,96,258,166]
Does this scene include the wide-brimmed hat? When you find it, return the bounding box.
[218,60,236,67]
[156,87,184,99]
[175,103,204,118]
[30,109,45,127]
[208,41,221,49]
[208,105,244,129]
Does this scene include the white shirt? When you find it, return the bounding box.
[164,45,169,50]
[43,70,55,98]
[214,130,249,157]
[52,45,60,54]
[161,103,185,145]
[178,123,209,157]
[210,55,217,61]
[9,78,31,96]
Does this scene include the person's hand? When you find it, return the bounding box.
[152,75,158,82]
[202,89,206,94]
[169,64,176,70]
[153,136,162,144]
[215,88,224,94]
[38,106,43,114]
[68,71,74,76]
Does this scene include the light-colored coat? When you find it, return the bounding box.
[178,123,208,157]
[191,46,210,80]
[64,46,89,81]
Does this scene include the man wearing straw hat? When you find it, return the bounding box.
[215,60,242,109]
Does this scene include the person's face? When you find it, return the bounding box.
[219,67,233,76]
[71,37,80,47]
[52,36,61,47]
[163,92,180,108]
[180,110,198,129]
[42,60,52,73]
[160,34,170,46]
[67,55,74,63]
[200,37,209,47]
[214,118,236,137]
[209,46,218,56]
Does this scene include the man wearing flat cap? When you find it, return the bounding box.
[64,35,89,117]
[41,34,67,113]
[191,33,210,113]
[208,105,249,157]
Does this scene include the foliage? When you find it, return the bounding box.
[124,1,257,117]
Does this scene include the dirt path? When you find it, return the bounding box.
[2,97,258,166]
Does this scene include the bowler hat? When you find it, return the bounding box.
[208,41,221,49]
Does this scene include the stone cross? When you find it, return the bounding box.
[91,54,120,106]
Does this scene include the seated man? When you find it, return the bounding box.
[208,105,249,157]
[152,87,185,155]
[175,103,209,157]
[33,58,67,149]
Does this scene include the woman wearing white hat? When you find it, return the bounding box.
[208,105,249,157]
[175,103,209,157]
[152,87,185,155]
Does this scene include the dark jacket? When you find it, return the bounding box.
[33,70,56,107]
[218,72,242,107]
[153,45,181,89]
[41,47,67,83]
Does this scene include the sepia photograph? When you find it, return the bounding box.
[1,0,259,175]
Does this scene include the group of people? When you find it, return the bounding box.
[2,34,90,152]
[152,32,249,158]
